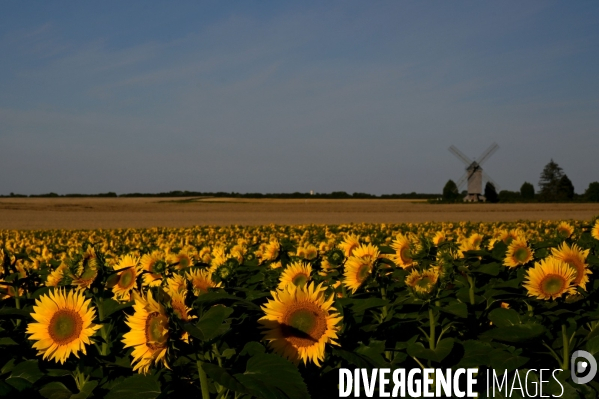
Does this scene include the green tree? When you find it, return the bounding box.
[520,182,535,200]
[585,182,599,202]
[556,175,575,201]
[442,180,460,202]
[538,159,564,201]
[484,182,498,203]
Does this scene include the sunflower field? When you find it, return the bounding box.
[1,218,599,398]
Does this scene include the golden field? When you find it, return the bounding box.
[1,197,599,229]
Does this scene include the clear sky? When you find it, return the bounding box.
[1,1,598,195]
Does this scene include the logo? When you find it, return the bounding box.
[570,350,597,385]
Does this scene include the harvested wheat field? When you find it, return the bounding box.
[1,197,598,229]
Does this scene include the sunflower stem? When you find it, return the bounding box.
[95,298,109,356]
[14,288,21,327]
[380,286,388,320]
[429,307,436,350]
[197,360,211,399]
[561,324,570,370]
[467,275,476,305]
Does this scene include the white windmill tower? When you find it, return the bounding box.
[448,143,500,202]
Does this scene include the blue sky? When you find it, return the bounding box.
[1,1,598,195]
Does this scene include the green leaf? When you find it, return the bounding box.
[488,308,522,327]
[240,341,265,356]
[473,262,501,276]
[40,382,73,399]
[71,380,98,399]
[355,340,388,367]
[196,305,234,341]
[481,323,545,343]
[235,354,310,399]
[346,298,389,314]
[332,348,378,368]
[193,291,260,310]
[201,363,248,395]
[0,337,17,346]
[586,335,599,357]
[378,246,395,255]
[488,349,529,372]
[545,370,578,399]
[5,377,32,392]
[104,375,161,399]
[441,302,468,318]
[407,338,454,363]
[9,360,43,384]
[0,307,32,319]
[100,299,133,321]
[457,340,493,368]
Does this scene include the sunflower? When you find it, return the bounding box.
[550,242,591,290]
[46,264,69,287]
[186,269,222,296]
[278,261,312,289]
[122,291,169,374]
[259,282,342,366]
[342,256,373,293]
[26,289,101,364]
[405,269,439,297]
[167,251,193,270]
[390,234,414,268]
[352,243,380,265]
[432,231,446,246]
[262,240,280,262]
[503,237,534,268]
[556,222,574,238]
[591,220,599,241]
[338,234,360,258]
[140,252,166,287]
[72,248,99,290]
[166,274,187,297]
[169,289,194,343]
[468,233,484,248]
[523,257,577,300]
[112,255,141,301]
[496,229,524,245]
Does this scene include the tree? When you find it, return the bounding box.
[585,182,599,202]
[442,180,460,202]
[484,182,499,203]
[520,182,535,200]
[539,159,564,202]
[556,175,575,201]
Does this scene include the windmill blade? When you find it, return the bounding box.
[449,145,472,166]
[455,172,468,190]
[483,172,500,191]
[476,143,499,166]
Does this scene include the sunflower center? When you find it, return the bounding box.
[514,247,530,263]
[561,257,583,284]
[356,263,370,282]
[118,268,136,290]
[178,256,190,269]
[48,309,83,345]
[145,312,168,349]
[292,273,309,287]
[282,302,327,348]
[400,247,412,263]
[540,274,566,295]
[152,260,166,273]
[557,228,571,238]
[416,276,432,289]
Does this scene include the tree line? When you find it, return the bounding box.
[442,159,599,203]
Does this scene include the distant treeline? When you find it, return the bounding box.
[1,191,440,199]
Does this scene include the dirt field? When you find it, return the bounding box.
[0,197,598,230]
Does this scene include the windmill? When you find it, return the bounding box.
[448,143,500,202]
